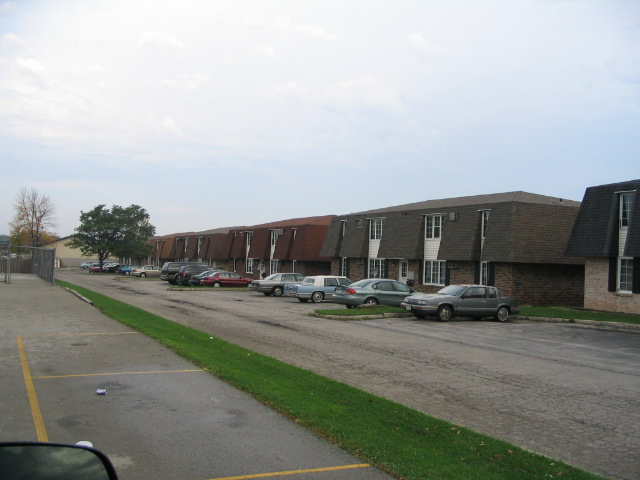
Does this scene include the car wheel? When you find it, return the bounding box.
[213,282,221,288]
[298,298,309,303]
[272,286,284,297]
[437,305,452,322]
[495,306,510,322]
[124,271,130,276]
[346,305,355,309]
[311,291,324,303]
[140,272,146,278]
[363,297,379,307]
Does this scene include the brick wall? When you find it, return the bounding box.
[584,258,640,314]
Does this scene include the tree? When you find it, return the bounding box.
[65,204,156,266]
[9,187,57,247]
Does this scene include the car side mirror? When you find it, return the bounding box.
[0,442,119,480]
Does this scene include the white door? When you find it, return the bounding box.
[399,260,409,284]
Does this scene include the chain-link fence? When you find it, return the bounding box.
[1,244,56,285]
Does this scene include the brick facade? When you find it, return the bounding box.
[584,258,640,314]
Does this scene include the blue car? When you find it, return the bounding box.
[285,275,352,303]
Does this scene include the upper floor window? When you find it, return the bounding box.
[480,210,491,239]
[620,192,634,228]
[425,215,442,239]
[246,231,253,249]
[270,230,280,246]
[370,218,384,240]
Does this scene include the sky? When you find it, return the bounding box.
[0,0,638,237]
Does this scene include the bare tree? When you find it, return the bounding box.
[10,187,58,247]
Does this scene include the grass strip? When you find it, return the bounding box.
[57,280,607,480]
[314,305,408,317]
[519,306,640,325]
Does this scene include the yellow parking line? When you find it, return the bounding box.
[17,336,48,442]
[29,331,139,337]
[206,464,371,480]
[34,369,204,379]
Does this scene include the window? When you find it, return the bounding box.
[480,261,489,286]
[620,192,634,227]
[400,261,408,278]
[246,258,254,274]
[480,210,491,239]
[291,260,297,273]
[270,230,280,246]
[619,258,633,293]
[246,231,253,253]
[370,218,384,240]
[368,258,385,278]
[325,278,338,287]
[425,215,443,239]
[270,259,280,274]
[340,257,349,277]
[424,260,446,285]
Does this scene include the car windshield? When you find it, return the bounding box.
[437,285,467,296]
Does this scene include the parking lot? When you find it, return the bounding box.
[1,274,395,480]
[11,269,640,480]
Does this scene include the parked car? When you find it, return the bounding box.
[174,264,212,286]
[88,265,103,273]
[201,272,253,288]
[285,275,352,303]
[104,263,123,273]
[332,279,415,308]
[249,273,306,296]
[130,265,161,278]
[401,284,519,322]
[160,262,207,284]
[79,261,96,269]
[119,265,139,275]
[188,269,222,286]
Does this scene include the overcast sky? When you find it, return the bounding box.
[1,0,638,237]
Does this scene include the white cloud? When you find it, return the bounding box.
[1,33,25,47]
[138,31,185,51]
[160,73,209,91]
[407,33,444,53]
[295,24,341,40]
[324,76,406,113]
[253,44,276,57]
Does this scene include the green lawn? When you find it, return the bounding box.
[57,280,607,480]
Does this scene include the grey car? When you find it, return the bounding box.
[249,273,306,297]
[401,284,519,322]
[332,279,414,308]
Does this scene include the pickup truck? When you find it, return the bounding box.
[401,284,519,322]
[284,275,352,303]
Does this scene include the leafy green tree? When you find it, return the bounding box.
[66,204,155,266]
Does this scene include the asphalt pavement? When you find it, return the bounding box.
[0,274,393,480]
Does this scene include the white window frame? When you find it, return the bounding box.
[423,260,446,285]
[619,192,634,228]
[618,257,633,293]
[369,218,384,240]
[246,258,254,274]
[340,257,348,277]
[480,261,489,286]
[270,259,280,275]
[368,258,385,278]
[425,215,443,239]
[480,210,491,239]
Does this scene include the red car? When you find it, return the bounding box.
[201,272,253,287]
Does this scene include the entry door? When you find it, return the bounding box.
[399,260,409,284]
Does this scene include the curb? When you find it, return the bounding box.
[314,312,640,332]
[63,287,94,305]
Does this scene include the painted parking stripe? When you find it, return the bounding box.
[206,463,371,480]
[34,369,203,379]
[17,336,48,441]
